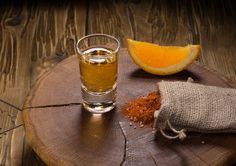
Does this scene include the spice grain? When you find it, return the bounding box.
[122,92,161,126]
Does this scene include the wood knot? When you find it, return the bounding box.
[5,16,21,26]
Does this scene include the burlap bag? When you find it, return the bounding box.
[154,81,236,140]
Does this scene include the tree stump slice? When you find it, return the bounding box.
[23,49,236,166]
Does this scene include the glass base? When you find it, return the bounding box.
[81,86,116,114]
[82,102,116,113]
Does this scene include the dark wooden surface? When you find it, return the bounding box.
[0,0,236,165]
[23,49,236,166]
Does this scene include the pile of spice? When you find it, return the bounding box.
[122,91,161,126]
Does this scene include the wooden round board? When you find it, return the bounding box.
[23,49,236,166]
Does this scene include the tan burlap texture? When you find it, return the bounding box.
[154,81,236,140]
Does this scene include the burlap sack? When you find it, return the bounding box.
[154,81,236,140]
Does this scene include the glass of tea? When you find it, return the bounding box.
[76,34,120,113]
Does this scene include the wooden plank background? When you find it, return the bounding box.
[0,0,236,165]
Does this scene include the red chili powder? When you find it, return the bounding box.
[122,91,161,126]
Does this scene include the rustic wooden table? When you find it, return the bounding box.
[0,0,236,165]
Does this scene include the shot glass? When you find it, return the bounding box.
[76,34,120,113]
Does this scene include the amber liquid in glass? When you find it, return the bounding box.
[78,47,117,113]
[79,47,117,92]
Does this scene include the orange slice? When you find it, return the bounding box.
[127,39,201,75]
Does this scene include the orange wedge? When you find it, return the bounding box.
[127,39,201,75]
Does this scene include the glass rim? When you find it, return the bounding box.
[76,33,120,55]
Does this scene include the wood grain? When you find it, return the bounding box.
[87,0,236,82]
[0,0,236,165]
[0,1,86,165]
[23,49,236,166]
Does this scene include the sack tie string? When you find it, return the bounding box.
[160,120,187,140]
